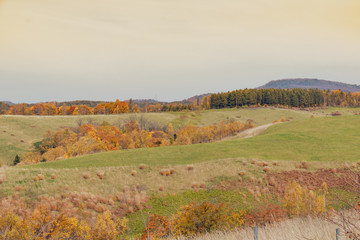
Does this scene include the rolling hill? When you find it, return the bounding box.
[0,108,313,165]
[258,78,360,92]
[26,115,360,169]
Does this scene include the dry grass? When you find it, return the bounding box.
[172,217,341,240]
[0,159,348,200]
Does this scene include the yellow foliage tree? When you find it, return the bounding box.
[283,180,327,217]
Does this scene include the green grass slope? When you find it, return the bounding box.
[0,108,314,165]
[27,115,360,169]
[197,107,311,126]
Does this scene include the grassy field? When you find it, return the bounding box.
[0,107,314,165]
[25,115,360,169]
[3,158,343,198]
[2,156,355,236]
[197,107,312,126]
[0,109,359,237]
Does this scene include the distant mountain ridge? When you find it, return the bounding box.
[183,93,212,103]
[0,101,14,106]
[258,79,360,92]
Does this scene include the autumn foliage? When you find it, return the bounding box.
[140,214,171,240]
[22,119,253,164]
[244,204,287,227]
[172,201,246,236]
[5,99,197,116]
[0,206,128,240]
[7,99,129,116]
[283,180,327,217]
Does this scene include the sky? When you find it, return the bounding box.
[0,0,360,103]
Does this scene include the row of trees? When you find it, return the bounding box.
[21,119,253,165]
[6,100,195,115]
[209,89,360,109]
[7,100,130,116]
[6,88,360,116]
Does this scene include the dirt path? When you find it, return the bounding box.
[237,123,278,138]
[222,123,279,141]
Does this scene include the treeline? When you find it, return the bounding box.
[21,119,253,165]
[0,102,10,114]
[208,89,360,109]
[5,88,360,116]
[5,99,194,116]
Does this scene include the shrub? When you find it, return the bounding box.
[140,214,170,240]
[331,111,341,116]
[186,165,194,171]
[257,162,265,167]
[0,206,128,240]
[160,169,170,176]
[13,155,21,166]
[92,210,128,239]
[172,201,245,236]
[244,204,287,226]
[191,183,200,189]
[96,171,105,179]
[268,176,276,186]
[0,210,20,239]
[283,180,327,217]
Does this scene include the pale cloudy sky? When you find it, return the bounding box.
[0,0,360,103]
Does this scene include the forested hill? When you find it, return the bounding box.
[258,79,360,92]
[0,102,10,114]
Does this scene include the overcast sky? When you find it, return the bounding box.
[0,0,360,103]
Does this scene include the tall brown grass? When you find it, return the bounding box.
[171,217,342,240]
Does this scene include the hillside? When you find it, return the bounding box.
[258,78,360,92]
[27,115,360,169]
[0,102,10,114]
[2,111,360,238]
[0,108,313,165]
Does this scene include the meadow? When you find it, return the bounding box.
[0,107,308,165]
[23,115,360,169]
[0,107,359,238]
